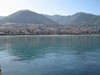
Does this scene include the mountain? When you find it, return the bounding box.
[0,10,100,28]
[0,16,5,19]
[44,14,70,24]
[65,12,100,26]
[0,10,58,27]
[45,12,100,26]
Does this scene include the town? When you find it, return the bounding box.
[0,26,100,35]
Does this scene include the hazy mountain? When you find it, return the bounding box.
[0,10,100,28]
[45,12,100,26]
[0,16,5,19]
[0,10,58,27]
[65,12,100,26]
[44,14,70,24]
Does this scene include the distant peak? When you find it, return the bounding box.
[73,12,86,15]
[76,12,85,14]
[53,14,61,16]
[12,9,38,16]
[17,9,33,13]
[73,12,95,16]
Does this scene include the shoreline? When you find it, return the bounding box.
[0,34,100,37]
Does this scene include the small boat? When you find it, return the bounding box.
[0,65,1,75]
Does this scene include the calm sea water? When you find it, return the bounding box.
[0,35,100,75]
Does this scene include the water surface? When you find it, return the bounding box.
[0,35,100,75]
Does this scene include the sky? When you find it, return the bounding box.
[0,0,100,16]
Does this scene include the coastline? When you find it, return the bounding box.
[0,34,100,37]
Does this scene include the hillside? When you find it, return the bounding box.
[44,14,70,24]
[0,10,100,28]
[0,10,58,27]
[45,12,100,26]
[0,16,4,19]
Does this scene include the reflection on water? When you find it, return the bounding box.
[0,35,100,75]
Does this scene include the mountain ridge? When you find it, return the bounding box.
[44,12,100,26]
[0,10,100,27]
[0,10,58,28]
